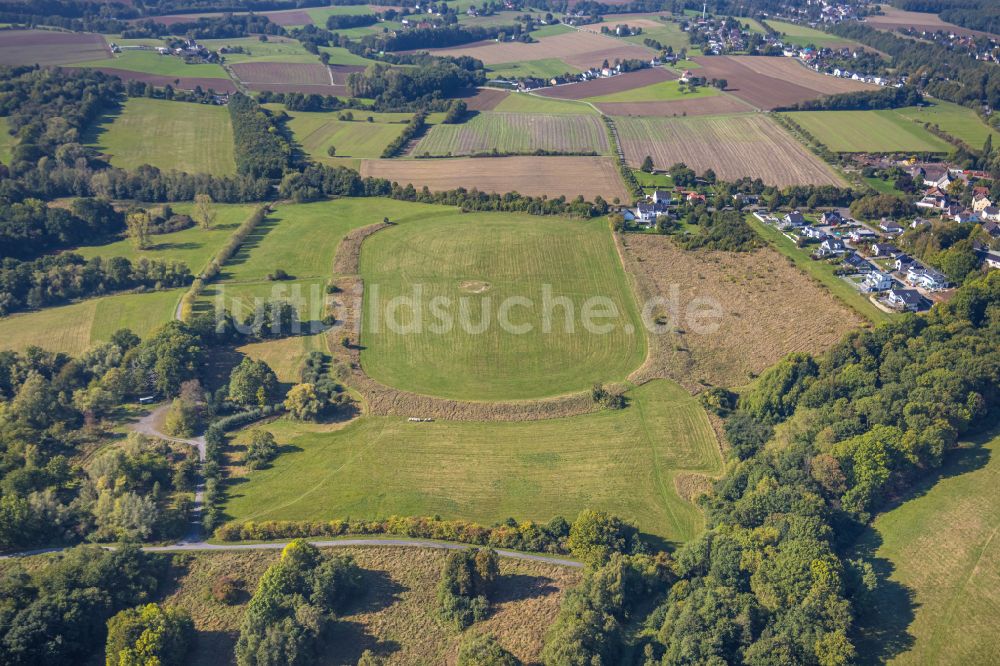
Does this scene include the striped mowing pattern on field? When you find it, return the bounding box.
[615,113,843,187]
[413,112,610,156]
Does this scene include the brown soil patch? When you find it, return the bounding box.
[0,29,110,66]
[693,55,875,110]
[230,61,330,85]
[595,93,753,116]
[422,30,652,68]
[329,64,365,85]
[164,546,579,666]
[448,86,510,111]
[674,472,714,503]
[617,233,865,389]
[87,68,237,92]
[459,280,491,293]
[537,66,675,99]
[865,6,995,38]
[359,156,630,202]
[244,82,346,95]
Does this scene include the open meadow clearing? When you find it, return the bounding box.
[277,108,410,164]
[615,114,844,187]
[72,203,256,270]
[764,19,861,48]
[488,57,579,80]
[0,29,110,66]
[893,99,1000,150]
[584,78,719,103]
[223,379,721,542]
[424,29,653,69]
[784,110,954,153]
[85,97,235,174]
[0,288,182,355]
[71,48,229,79]
[412,112,609,156]
[359,213,645,400]
[693,55,875,109]
[853,431,1000,664]
[198,35,318,63]
[359,156,631,200]
[164,547,578,666]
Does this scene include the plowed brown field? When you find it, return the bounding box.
[615,113,843,187]
[693,56,876,109]
[538,66,675,99]
[0,29,110,66]
[359,156,630,200]
[88,68,237,93]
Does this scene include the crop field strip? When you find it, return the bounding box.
[582,79,719,103]
[783,110,955,153]
[412,112,610,156]
[359,155,631,201]
[537,66,676,100]
[595,94,754,117]
[493,92,598,114]
[85,97,236,175]
[693,55,876,109]
[423,29,653,69]
[68,48,237,92]
[615,113,844,187]
[0,29,110,66]
[223,379,721,542]
[359,213,645,400]
[279,108,411,164]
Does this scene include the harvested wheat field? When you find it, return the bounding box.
[0,29,110,66]
[360,156,630,200]
[595,94,753,117]
[865,6,994,38]
[538,66,675,99]
[693,55,875,109]
[164,547,579,666]
[620,234,865,388]
[615,114,843,187]
[424,30,652,69]
[577,15,668,32]
[413,112,610,156]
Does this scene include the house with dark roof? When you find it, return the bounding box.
[871,242,899,257]
[906,265,949,290]
[818,238,846,256]
[886,288,928,312]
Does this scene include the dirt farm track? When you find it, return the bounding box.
[360,156,631,201]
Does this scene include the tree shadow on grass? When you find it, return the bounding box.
[491,573,559,604]
[320,569,408,663]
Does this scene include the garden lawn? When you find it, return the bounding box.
[893,99,1000,151]
[359,213,646,400]
[584,79,719,103]
[72,203,256,271]
[492,92,597,114]
[489,58,580,80]
[854,431,1000,664]
[223,379,721,543]
[0,289,183,354]
[783,110,953,153]
[86,98,236,174]
[70,49,229,78]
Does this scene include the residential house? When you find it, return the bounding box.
[686,192,706,204]
[886,288,928,312]
[878,220,904,235]
[651,190,671,204]
[981,207,1000,223]
[819,211,843,226]
[802,226,827,240]
[906,265,950,290]
[975,244,1000,269]
[917,193,948,210]
[983,219,1000,239]
[849,227,877,243]
[894,254,916,273]
[953,209,979,224]
[782,210,807,228]
[972,194,993,213]
[635,201,670,224]
[843,253,872,272]
[864,270,894,292]
[818,238,847,256]
[871,242,899,257]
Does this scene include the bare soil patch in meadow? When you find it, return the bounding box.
[87,68,237,92]
[359,155,630,201]
[619,234,864,389]
[0,29,110,66]
[423,30,651,68]
[595,94,753,116]
[537,65,675,99]
[693,55,875,109]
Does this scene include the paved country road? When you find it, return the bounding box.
[2,538,582,568]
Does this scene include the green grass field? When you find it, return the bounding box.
[86,98,236,174]
[893,99,1000,151]
[854,431,1000,664]
[317,45,378,66]
[493,92,597,114]
[0,116,13,164]
[765,19,859,48]
[278,108,411,164]
[0,289,183,354]
[747,214,891,324]
[359,213,646,400]
[489,58,580,80]
[199,36,318,64]
[783,110,953,153]
[223,379,721,542]
[622,22,690,51]
[413,112,609,156]
[584,79,719,103]
[73,203,255,271]
[70,49,230,79]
